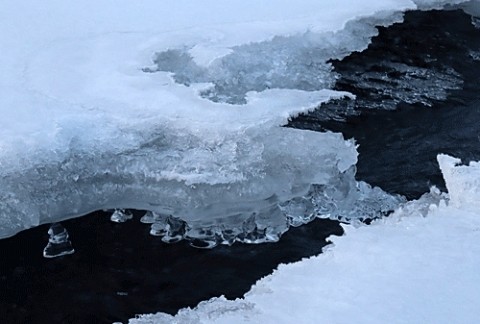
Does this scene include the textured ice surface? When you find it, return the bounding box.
[0,0,477,240]
[145,12,406,105]
[129,154,480,323]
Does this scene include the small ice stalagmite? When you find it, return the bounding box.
[140,210,158,224]
[43,223,75,258]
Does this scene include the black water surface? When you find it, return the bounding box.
[0,212,341,323]
[1,9,480,324]
[291,9,480,199]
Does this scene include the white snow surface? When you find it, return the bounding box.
[0,0,478,239]
[129,154,480,324]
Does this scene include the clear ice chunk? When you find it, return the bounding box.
[185,226,221,248]
[308,166,406,222]
[280,197,315,227]
[148,213,170,236]
[149,214,186,244]
[140,211,157,224]
[161,216,187,244]
[110,209,133,223]
[43,223,75,258]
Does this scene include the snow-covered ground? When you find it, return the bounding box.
[129,155,480,323]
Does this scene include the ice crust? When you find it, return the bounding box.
[0,0,477,241]
[129,155,480,323]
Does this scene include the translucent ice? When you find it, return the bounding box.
[110,209,134,223]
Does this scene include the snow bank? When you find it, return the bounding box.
[130,154,480,323]
[0,0,477,241]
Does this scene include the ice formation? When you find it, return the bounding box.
[437,154,480,209]
[43,223,75,258]
[0,0,478,243]
[128,154,480,323]
[110,209,134,223]
[144,12,406,105]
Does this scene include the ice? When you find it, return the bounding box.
[129,154,480,323]
[140,211,157,224]
[110,209,134,223]
[43,223,75,258]
[437,154,480,209]
[0,0,413,241]
[145,12,406,105]
[0,0,478,242]
[332,63,463,110]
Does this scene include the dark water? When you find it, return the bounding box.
[0,211,341,323]
[1,9,480,324]
[291,9,480,199]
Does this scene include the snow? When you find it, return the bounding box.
[129,154,480,324]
